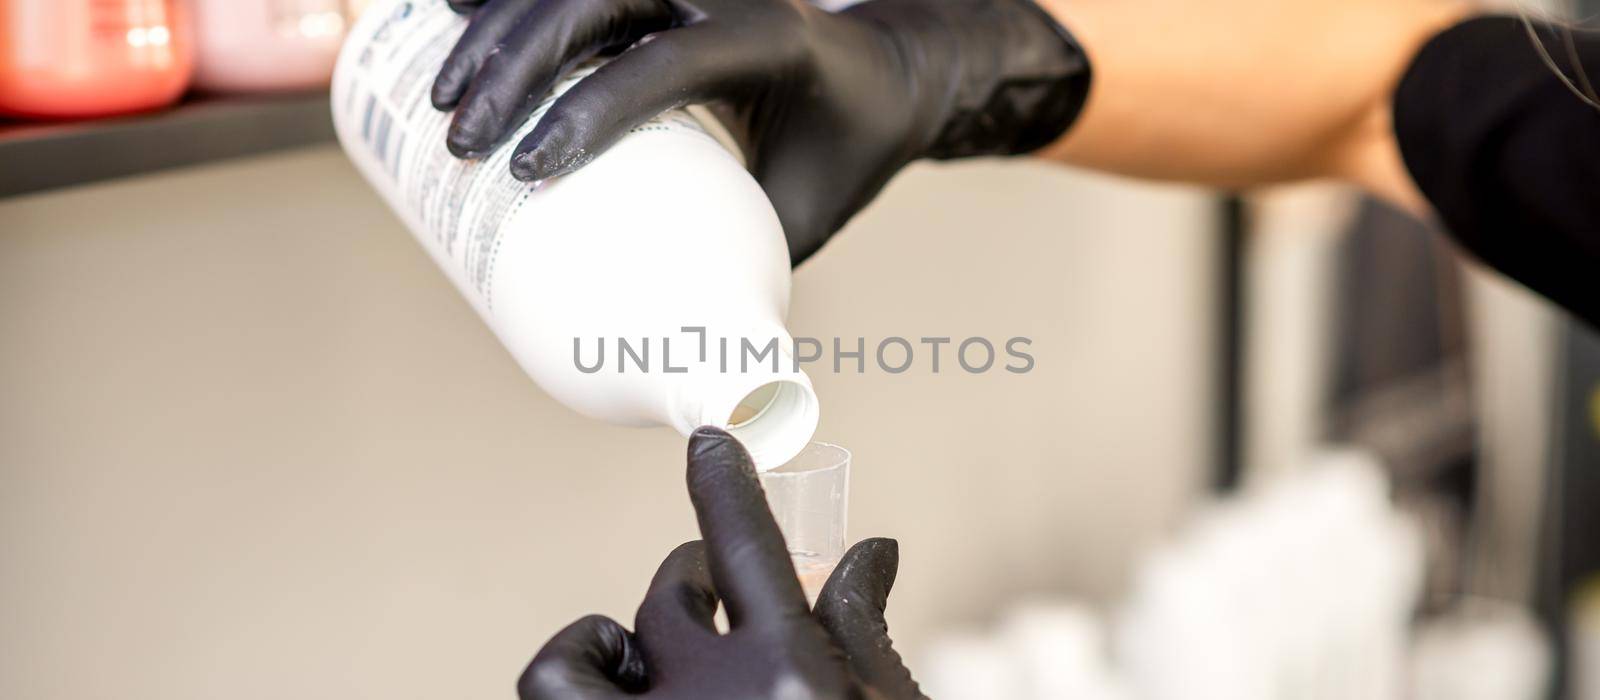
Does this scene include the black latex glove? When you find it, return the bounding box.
[517,427,924,700]
[432,0,1090,264]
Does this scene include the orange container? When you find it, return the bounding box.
[0,0,195,119]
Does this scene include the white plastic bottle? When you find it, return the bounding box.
[331,0,819,469]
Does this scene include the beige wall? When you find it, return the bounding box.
[0,147,1215,699]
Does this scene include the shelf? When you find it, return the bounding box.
[0,92,336,199]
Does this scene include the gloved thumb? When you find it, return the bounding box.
[813,538,927,699]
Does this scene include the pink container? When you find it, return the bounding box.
[190,0,346,92]
[0,0,195,119]
[344,0,376,20]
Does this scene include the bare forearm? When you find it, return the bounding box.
[1036,0,1471,208]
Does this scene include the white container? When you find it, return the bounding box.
[331,0,818,468]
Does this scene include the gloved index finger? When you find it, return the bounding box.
[441,0,675,157]
[685,427,810,629]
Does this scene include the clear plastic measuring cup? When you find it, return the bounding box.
[760,442,850,605]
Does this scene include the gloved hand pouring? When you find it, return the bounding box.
[430,0,1090,264]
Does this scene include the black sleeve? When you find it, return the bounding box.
[1394,16,1600,328]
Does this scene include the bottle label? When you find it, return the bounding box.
[333,0,706,307]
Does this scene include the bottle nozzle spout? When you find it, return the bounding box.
[682,340,819,470]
